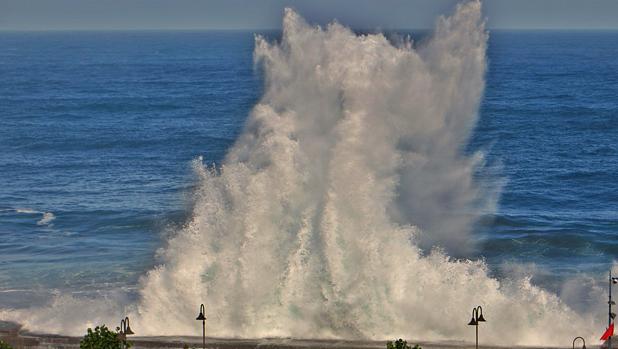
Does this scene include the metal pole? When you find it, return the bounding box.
[610,270,613,349]
[476,323,479,349]
[196,304,206,349]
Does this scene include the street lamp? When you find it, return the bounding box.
[119,317,134,349]
[467,306,486,349]
[572,336,586,349]
[608,271,618,349]
[196,304,206,349]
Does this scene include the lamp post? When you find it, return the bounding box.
[467,306,486,349]
[608,271,618,349]
[119,317,134,349]
[196,304,206,349]
[572,336,586,349]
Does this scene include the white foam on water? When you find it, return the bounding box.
[15,208,40,214]
[0,2,605,345]
[10,208,55,226]
[37,212,56,226]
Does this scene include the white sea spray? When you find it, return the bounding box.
[1,2,603,345]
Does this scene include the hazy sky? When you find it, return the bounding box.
[2,0,618,31]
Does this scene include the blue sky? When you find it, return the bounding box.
[2,0,618,30]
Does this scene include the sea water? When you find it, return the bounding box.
[0,31,260,304]
[1,5,617,345]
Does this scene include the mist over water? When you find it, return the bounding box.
[136,2,598,343]
[0,2,609,345]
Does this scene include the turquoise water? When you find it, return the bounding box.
[1,30,617,307]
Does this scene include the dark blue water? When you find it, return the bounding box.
[1,31,617,306]
[0,32,260,303]
[475,31,618,280]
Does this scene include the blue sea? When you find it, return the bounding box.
[0,30,617,308]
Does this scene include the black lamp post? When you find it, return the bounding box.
[572,336,586,349]
[467,306,486,349]
[196,304,206,349]
[608,271,618,349]
[119,317,134,349]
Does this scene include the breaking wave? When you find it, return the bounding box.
[1,2,602,345]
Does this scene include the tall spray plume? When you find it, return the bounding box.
[134,1,598,344]
[1,1,601,345]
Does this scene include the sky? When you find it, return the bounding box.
[1,0,618,31]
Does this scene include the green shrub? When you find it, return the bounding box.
[386,339,421,349]
[79,325,132,349]
[0,339,13,349]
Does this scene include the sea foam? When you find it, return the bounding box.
[1,2,603,345]
[132,2,598,344]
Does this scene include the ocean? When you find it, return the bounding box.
[0,31,260,306]
[0,14,617,344]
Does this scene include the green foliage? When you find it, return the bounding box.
[386,339,421,349]
[79,325,132,349]
[0,339,14,349]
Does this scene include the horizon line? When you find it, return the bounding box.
[2,27,618,33]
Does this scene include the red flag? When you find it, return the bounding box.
[601,323,614,341]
